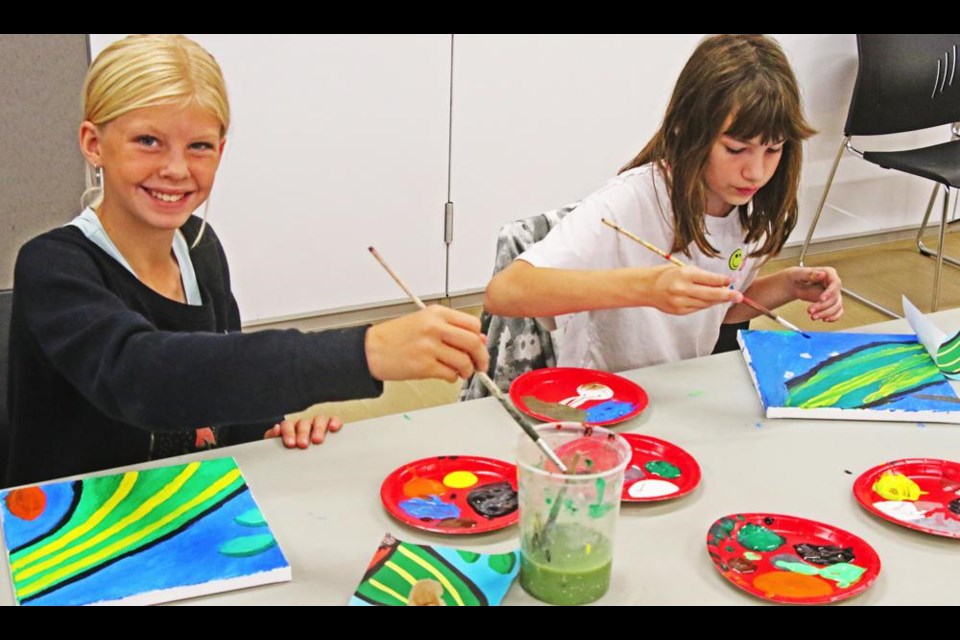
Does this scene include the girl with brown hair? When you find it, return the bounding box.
[485,34,843,373]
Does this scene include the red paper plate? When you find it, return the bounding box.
[706,513,881,604]
[619,434,701,502]
[380,455,518,535]
[509,367,648,426]
[853,458,960,539]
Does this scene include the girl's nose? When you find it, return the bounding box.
[159,152,189,180]
[742,152,764,182]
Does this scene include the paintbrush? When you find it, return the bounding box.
[367,246,569,473]
[600,218,810,338]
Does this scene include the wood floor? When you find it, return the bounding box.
[293,233,960,425]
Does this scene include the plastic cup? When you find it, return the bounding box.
[517,422,631,605]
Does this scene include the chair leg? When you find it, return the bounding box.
[799,136,849,267]
[933,185,951,311]
[799,136,901,318]
[916,184,960,267]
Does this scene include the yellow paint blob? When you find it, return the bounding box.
[442,471,478,489]
[753,572,833,599]
[873,472,927,501]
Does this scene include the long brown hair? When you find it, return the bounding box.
[622,34,816,258]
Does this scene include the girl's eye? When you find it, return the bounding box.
[767,146,784,155]
[190,141,216,151]
[725,146,745,155]
[135,135,159,147]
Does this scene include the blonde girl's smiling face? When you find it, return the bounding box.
[79,103,225,233]
[703,129,784,217]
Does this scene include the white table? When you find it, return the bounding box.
[3,312,959,605]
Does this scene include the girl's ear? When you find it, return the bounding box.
[79,121,103,167]
[218,137,226,155]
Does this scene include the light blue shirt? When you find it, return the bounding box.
[68,208,202,306]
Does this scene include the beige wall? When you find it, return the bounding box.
[0,34,88,289]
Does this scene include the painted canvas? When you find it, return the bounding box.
[349,533,519,606]
[0,457,290,606]
[738,330,960,423]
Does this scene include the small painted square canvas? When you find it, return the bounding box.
[738,330,960,423]
[349,533,519,606]
[0,457,290,605]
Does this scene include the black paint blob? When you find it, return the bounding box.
[948,498,960,515]
[466,481,518,518]
[794,543,855,565]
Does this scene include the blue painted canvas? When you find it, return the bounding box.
[0,457,290,605]
[738,330,960,423]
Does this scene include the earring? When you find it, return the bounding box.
[80,164,104,210]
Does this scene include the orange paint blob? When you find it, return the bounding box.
[5,486,47,521]
[403,477,445,498]
[753,571,833,599]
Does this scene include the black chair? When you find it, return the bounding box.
[0,289,12,486]
[799,34,960,317]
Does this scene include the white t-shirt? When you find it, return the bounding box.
[518,164,761,372]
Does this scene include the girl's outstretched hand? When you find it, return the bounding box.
[786,266,843,322]
[645,265,743,315]
[364,305,489,383]
[264,415,344,449]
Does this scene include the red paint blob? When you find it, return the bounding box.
[5,486,47,521]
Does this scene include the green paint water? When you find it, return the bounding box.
[736,523,785,552]
[644,460,681,479]
[744,552,762,561]
[521,523,612,605]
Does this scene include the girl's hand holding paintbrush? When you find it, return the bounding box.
[722,265,843,325]
[365,306,489,383]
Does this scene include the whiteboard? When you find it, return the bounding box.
[90,35,451,323]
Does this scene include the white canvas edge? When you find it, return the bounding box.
[736,330,768,414]
[87,566,293,606]
[765,406,960,424]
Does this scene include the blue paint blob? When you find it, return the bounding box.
[585,400,635,422]
[398,495,460,520]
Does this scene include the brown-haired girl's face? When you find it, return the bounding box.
[79,103,225,232]
[703,118,785,218]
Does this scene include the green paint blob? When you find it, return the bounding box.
[708,518,736,545]
[234,508,267,528]
[488,552,517,575]
[457,550,480,563]
[689,390,705,397]
[773,559,820,575]
[564,498,578,514]
[737,523,785,552]
[644,460,681,479]
[820,563,866,588]
[725,546,735,553]
[219,534,277,557]
[588,477,615,519]
[744,552,762,561]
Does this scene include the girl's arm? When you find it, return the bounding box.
[485,259,742,318]
[724,266,843,324]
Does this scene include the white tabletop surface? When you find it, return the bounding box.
[3,311,959,605]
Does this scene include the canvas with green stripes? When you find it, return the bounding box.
[0,457,290,605]
[738,330,960,423]
[350,533,519,605]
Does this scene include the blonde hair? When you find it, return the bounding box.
[80,34,230,237]
[622,34,816,259]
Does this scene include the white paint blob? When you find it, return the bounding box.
[784,371,795,380]
[873,500,929,521]
[627,479,679,498]
[800,353,812,359]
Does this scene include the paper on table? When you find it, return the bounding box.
[903,296,960,379]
